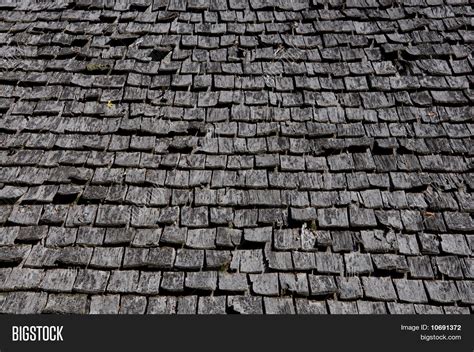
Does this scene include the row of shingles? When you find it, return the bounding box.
[0,273,471,314]
[116,50,471,109]
[0,128,470,186]
[160,2,465,76]
[0,116,470,171]
[1,291,471,314]
[0,219,470,292]
[266,227,473,282]
[107,75,472,110]
[162,0,471,12]
[0,220,472,268]
[1,180,472,233]
[1,116,471,151]
[0,222,471,270]
[0,225,471,289]
[0,119,470,183]
[2,2,470,53]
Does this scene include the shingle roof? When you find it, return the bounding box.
[0,0,472,314]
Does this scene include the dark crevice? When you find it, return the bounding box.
[372,142,395,155]
[237,241,267,250]
[345,145,370,154]
[71,38,89,47]
[166,145,194,154]
[130,4,149,12]
[149,47,174,61]
[214,102,234,108]
[225,306,241,314]
[52,193,79,204]
[396,146,419,155]
[76,197,101,205]
[99,15,117,23]
[0,260,23,267]
[14,238,41,245]
[107,37,139,47]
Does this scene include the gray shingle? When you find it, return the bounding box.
[243,227,272,243]
[315,253,343,274]
[274,229,301,250]
[174,249,204,270]
[176,296,198,315]
[295,299,327,314]
[147,296,177,314]
[74,269,109,294]
[360,230,398,253]
[44,293,88,314]
[40,269,76,292]
[349,206,378,228]
[408,256,435,279]
[279,273,309,296]
[317,208,349,229]
[185,271,217,291]
[218,273,248,292]
[456,281,474,305]
[394,279,428,303]
[137,271,161,295]
[372,254,409,273]
[181,206,209,227]
[250,273,279,296]
[344,253,373,275]
[440,234,470,256]
[1,292,48,314]
[186,228,216,249]
[8,205,43,225]
[308,275,337,296]
[90,295,120,314]
[362,277,397,301]
[146,247,176,269]
[90,247,123,269]
[263,297,295,314]
[327,301,358,314]
[228,296,263,314]
[198,296,226,314]
[336,277,363,300]
[357,301,387,314]
[107,271,139,293]
[424,281,460,304]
